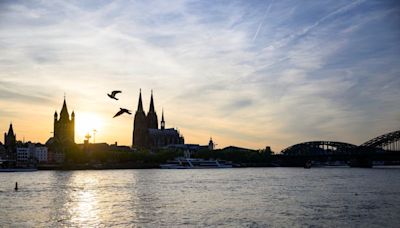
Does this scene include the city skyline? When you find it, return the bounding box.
[1,0,400,151]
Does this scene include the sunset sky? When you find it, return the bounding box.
[0,0,399,151]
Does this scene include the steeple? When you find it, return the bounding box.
[60,96,70,120]
[8,123,15,136]
[161,109,165,130]
[133,89,148,148]
[146,89,158,129]
[137,89,144,112]
[149,90,155,113]
[4,123,16,154]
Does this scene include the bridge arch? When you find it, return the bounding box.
[360,130,400,151]
[281,141,357,156]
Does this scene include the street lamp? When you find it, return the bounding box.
[93,129,97,144]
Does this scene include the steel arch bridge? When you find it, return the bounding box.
[281,141,357,156]
[360,130,400,151]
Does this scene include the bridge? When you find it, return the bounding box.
[279,130,400,167]
[360,130,400,151]
[281,141,357,156]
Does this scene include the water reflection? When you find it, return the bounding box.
[68,177,100,226]
[1,169,400,227]
[57,171,140,227]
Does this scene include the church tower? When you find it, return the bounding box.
[146,90,158,129]
[133,89,149,148]
[54,97,75,143]
[4,123,16,154]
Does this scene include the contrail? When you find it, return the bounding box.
[252,2,272,42]
[261,0,366,51]
[252,22,263,41]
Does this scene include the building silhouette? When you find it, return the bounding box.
[46,97,75,163]
[132,90,184,149]
[53,97,75,144]
[4,123,16,156]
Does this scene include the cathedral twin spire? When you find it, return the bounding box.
[136,89,160,129]
[147,90,158,129]
[137,89,144,112]
[133,89,184,148]
[149,90,155,113]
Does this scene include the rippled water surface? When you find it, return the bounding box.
[1,168,400,227]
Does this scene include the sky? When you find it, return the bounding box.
[0,0,399,152]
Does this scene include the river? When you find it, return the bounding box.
[1,168,400,227]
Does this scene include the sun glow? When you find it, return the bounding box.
[75,112,104,143]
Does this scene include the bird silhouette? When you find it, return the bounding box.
[113,108,132,118]
[107,90,122,100]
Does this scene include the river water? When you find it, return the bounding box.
[1,168,400,227]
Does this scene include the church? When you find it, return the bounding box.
[51,97,75,144]
[46,97,75,163]
[133,90,184,149]
[3,123,16,157]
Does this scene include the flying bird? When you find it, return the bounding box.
[108,90,122,100]
[113,108,132,118]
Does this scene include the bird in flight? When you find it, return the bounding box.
[108,90,122,100]
[113,108,132,118]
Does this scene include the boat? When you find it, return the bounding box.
[0,168,37,172]
[160,157,234,169]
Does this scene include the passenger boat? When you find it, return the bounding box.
[160,157,234,169]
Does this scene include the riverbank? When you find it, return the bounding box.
[36,162,278,170]
[38,162,160,170]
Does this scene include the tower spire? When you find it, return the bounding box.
[60,95,69,120]
[133,88,148,148]
[149,89,155,112]
[137,89,143,111]
[146,89,158,129]
[8,123,14,135]
[161,108,165,130]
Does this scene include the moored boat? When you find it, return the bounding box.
[160,157,234,169]
[0,168,37,172]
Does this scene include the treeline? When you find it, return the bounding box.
[62,144,275,166]
[45,140,275,166]
[64,146,182,164]
[192,148,275,165]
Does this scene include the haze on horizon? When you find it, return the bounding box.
[0,0,399,151]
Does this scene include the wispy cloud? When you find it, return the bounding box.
[0,0,399,150]
[252,1,272,42]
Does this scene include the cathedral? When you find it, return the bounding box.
[133,90,184,149]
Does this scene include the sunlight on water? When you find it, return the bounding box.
[70,183,99,226]
[1,168,400,227]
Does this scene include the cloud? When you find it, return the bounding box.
[0,0,399,150]
[0,80,55,104]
